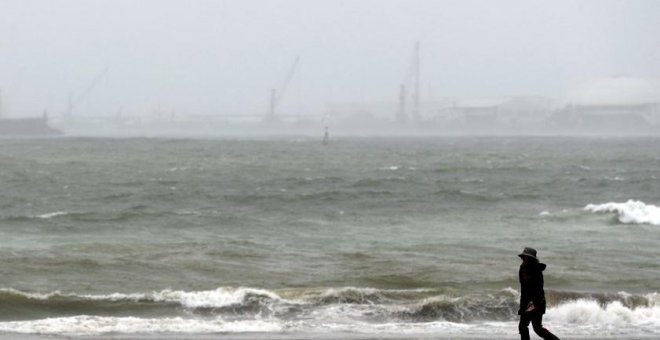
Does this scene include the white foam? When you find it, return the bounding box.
[0,316,505,337]
[3,288,659,337]
[150,287,283,308]
[0,299,659,337]
[0,287,283,309]
[544,298,660,335]
[0,316,282,336]
[0,288,62,300]
[584,200,660,225]
[501,287,519,296]
[36,211,68,219]
[318,286,435,297]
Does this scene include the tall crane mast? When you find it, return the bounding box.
[266,57,300,121]
[397,42,421,123]
[65,68,109,117]
[411,42,421,122]
[397,84,407,123]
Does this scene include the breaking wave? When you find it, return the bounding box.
[546,297,660,327]
[36,211,69,219]
[0,287,283,320]
[584,200,660,225]
[0,287,658,336]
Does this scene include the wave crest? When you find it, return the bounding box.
[398,290,519,322]
[2,287,658,325]
[546,297,660,327]
[584,200,660,225]
[0,288,659,336]
[306,287,436,305]
[151,287,281,309]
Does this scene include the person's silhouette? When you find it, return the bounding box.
[518,247,560,340]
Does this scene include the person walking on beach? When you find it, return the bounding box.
[518,247,560,340]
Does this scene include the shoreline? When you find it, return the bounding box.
[0,333,657,340]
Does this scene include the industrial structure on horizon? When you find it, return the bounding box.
[326,75,660,135]
[1,39,659,137]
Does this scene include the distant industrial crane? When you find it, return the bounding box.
[397,42,421,123]
[65,68,109,117]
[411,42,421,122]
[397,84,407,123]
[265,57,300,122]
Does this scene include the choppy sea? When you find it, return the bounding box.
[0,137,659,339]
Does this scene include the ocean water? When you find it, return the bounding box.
[0,137,659,339]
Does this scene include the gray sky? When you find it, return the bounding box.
[1,0,659,118]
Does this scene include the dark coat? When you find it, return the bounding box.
[518,259,547,315]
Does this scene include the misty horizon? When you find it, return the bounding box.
[1,0,660,122]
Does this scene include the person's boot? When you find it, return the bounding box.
[536,327,559,340]
[542,332,560,340]
[519,327,530,340]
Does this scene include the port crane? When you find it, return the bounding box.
[397,42,421,123]
[265,57,300,122]
[65,68,109,117]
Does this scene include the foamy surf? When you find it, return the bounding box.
[150,287,283,308]
[0,288,658,337]
[0,287,285,309]
[0,316,283,336]
[0,300,658,337]
[584,200,660,225]
[546,299,660,327]
[35,211,68,219]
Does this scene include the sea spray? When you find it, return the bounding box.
[585,200,660,225]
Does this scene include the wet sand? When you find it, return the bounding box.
[0,333,656,340]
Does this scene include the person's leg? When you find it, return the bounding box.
[531,312,560,340]
[518,313,531,340]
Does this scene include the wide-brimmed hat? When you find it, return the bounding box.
[518,247,538,260]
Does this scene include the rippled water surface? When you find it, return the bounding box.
[0,137,659,338]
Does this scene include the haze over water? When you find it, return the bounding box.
[1,0,660,124]
[2,1,660,339]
